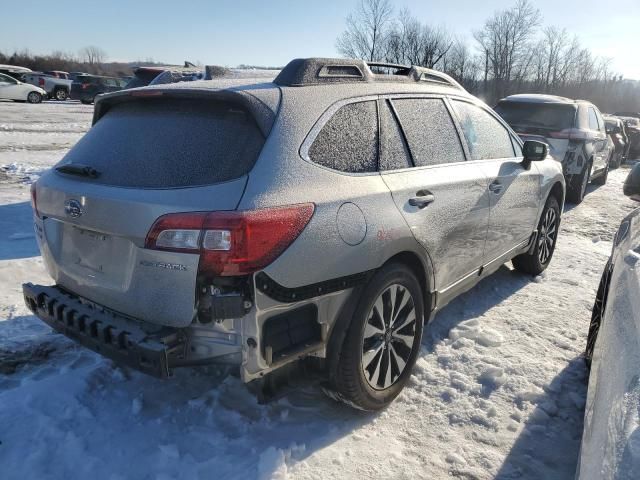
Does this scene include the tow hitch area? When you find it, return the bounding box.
[22,283,186,378]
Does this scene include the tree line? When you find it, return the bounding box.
[0,47,135,77]
[337,0,640,113]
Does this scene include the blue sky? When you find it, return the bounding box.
[2,0,639,79]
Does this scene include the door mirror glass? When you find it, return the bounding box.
[623,163,640,202]
[522,140,548,162]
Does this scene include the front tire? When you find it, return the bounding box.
[27,91,42,104]
[593,160,609,185]
[328,263,424,411]
[512,195,560,275]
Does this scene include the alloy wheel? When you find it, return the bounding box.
[538,207,557,264]
[27,92,40,103]
[361,284,417,390]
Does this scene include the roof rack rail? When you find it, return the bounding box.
[273,58,464,90]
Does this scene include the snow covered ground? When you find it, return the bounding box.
[0,100,637,480]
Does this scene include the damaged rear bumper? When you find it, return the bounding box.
[22,283,186,378]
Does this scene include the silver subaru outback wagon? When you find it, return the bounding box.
[24,58,565,410]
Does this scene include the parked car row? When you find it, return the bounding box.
[0,62,208,104]
[614,113,640,158]
[7,55,639,477]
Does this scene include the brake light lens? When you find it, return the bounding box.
[145,204,315,276]
[38,78,45,86]
[81,83,90,90]
[548,128,589,140]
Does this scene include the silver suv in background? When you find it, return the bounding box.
[24,58,565,410]
[494,94,612,204]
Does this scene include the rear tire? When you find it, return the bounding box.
[54,88,68,101]
[512,195,560,276]
[27,91,42,104]
[567,161,592,204]
[327,263,424,411]
[593,161,609,185]
[80,99,92,105]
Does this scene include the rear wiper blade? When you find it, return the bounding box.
[56,164,100,179]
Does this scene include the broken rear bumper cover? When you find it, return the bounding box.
[22,283,186,378]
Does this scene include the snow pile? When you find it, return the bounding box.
[0,101,638,479]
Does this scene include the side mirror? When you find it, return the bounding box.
[522,140,548,168]
[623,163,640,202]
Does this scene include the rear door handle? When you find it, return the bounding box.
[488,181,503,194]
[409,193,435,208]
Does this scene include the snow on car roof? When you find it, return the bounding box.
[501,93,576,104]
[0,64,32,73]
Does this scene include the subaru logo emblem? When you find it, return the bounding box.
[64,199,83,218]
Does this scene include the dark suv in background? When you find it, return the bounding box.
[495,94,611,204]
[70,75,127,104]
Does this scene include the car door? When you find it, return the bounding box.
[0,73,23,100]
[594,108,612,170]
[588,106,607,173]
[449,98,541,266]
[378,96,491,299]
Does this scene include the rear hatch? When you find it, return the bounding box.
[34,92,270,327]
[494,101,577,161]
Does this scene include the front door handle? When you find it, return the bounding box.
[409,193,435,208]
[488,181,503,194]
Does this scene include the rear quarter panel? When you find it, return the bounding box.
[239,87,434,290]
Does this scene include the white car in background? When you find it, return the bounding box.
[0,72,47,103]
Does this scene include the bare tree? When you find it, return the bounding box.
[336,0,393,61]
[474,0,541,101]
[79,46,107,65]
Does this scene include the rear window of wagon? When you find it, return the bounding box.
[56,98,265,188]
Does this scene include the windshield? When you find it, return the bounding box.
[494,101,576,131]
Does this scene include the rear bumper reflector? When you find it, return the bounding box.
[22,283,185,378]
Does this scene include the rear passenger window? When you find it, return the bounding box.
[588,107,599,131]
[451,101,515,160]
[308,101,378,173]
[392,98,465,167]
[379,100,412,171]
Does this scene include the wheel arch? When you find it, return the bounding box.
[325,248,434,380]
[381,251,434,314]
[549,180,565,211]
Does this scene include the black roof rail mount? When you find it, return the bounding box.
[274,58,463,90]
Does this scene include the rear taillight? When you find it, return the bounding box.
[38,78,44,86]
[548,128,589,140]
[145,204,315,277]
[81,83,90,90]
[30,182,39,218]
